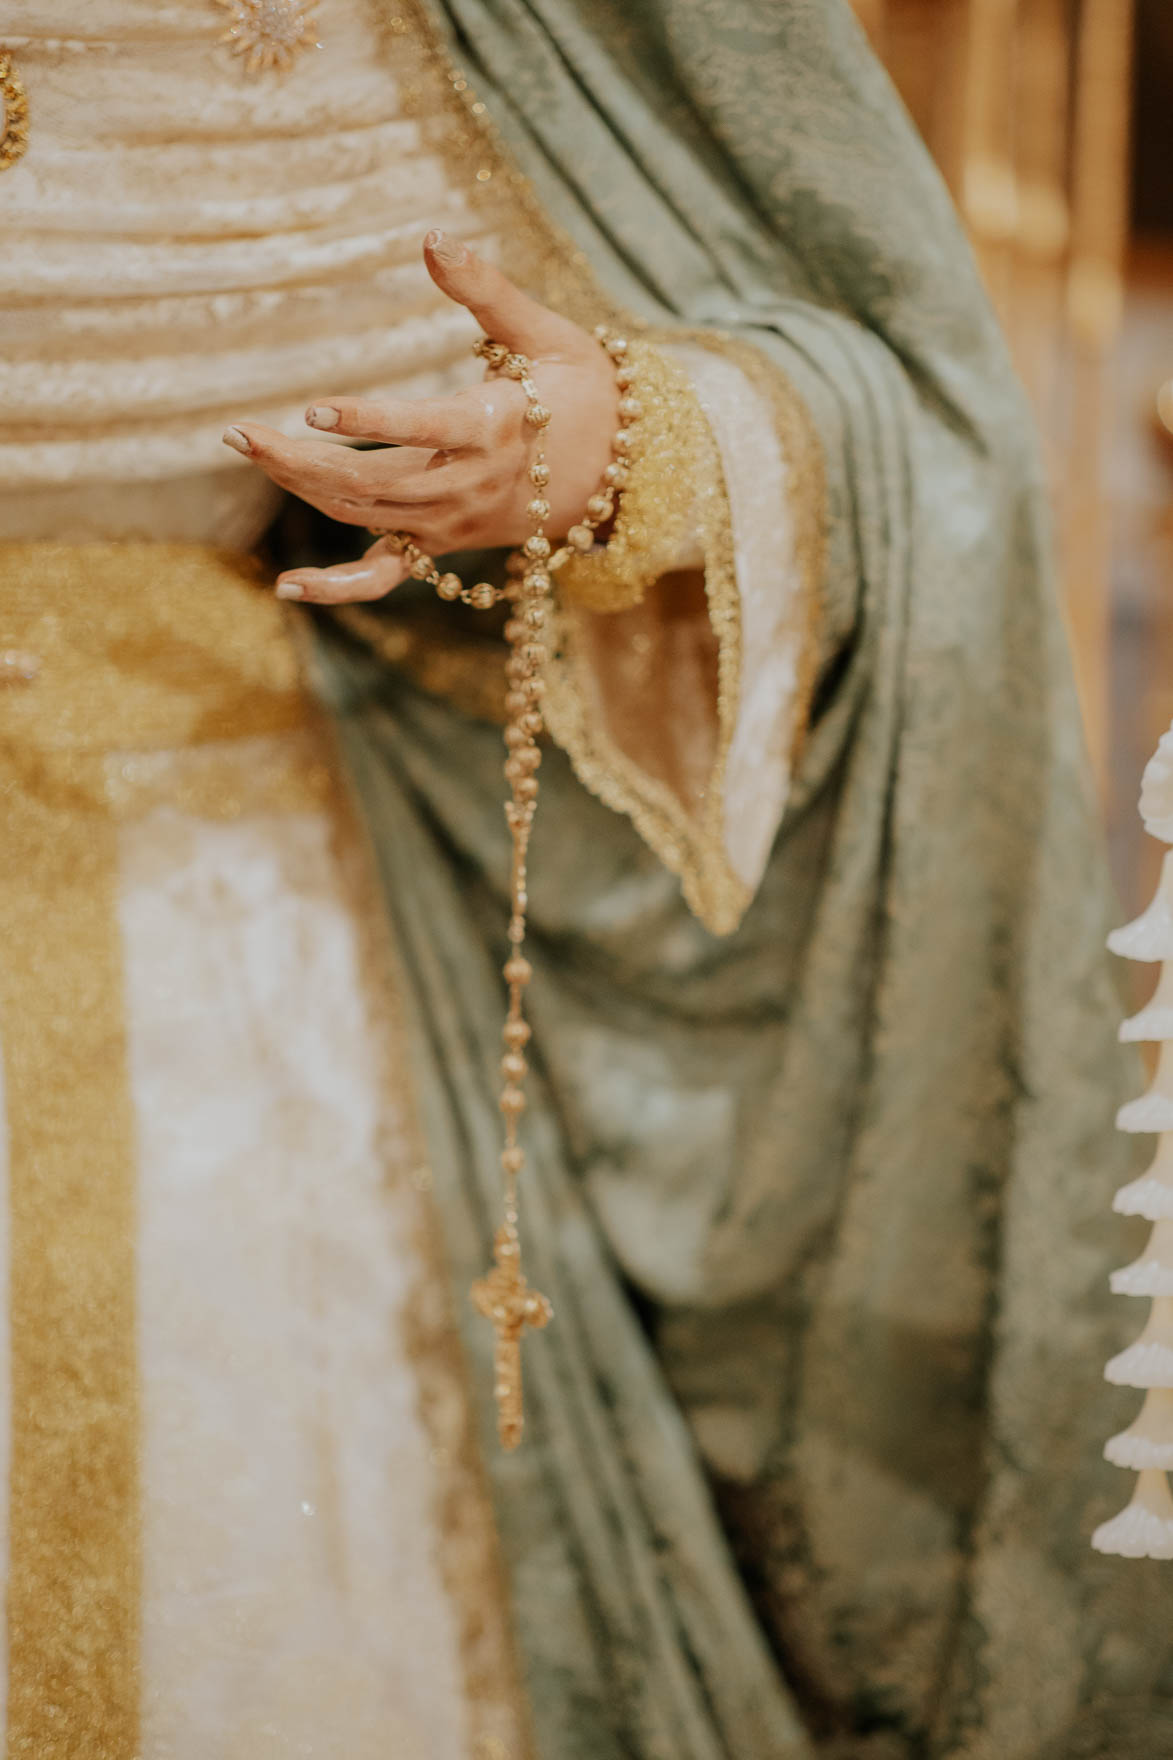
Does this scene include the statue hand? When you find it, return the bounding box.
[222,231,619,605]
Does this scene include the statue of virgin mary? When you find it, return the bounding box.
[0,2,1167,1756]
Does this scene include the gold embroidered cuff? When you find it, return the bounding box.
[554,341,706,614]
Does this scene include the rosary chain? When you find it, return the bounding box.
[377,327,637,1450]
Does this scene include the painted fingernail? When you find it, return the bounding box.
[222,426,251,456]
[306,405,339,431]
[275,579,305,601]
[426,229,468,267]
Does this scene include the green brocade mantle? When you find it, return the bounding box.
[307,1,1172,1754]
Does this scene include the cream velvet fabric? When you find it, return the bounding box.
[117,735,472,1758]
[0,0,492,542]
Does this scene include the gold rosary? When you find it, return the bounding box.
[380,327,638,1449]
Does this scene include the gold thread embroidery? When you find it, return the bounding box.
[214,0,322,75]
[0,760,141,1759]
[556,341,704,614]
[543,378,750,936]
[0,49,29,172]
[675,328,828,773]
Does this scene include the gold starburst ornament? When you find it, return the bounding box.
[216,0,322,75]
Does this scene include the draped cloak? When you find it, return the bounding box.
[293,2,1173,1756]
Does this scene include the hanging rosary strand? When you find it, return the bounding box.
[379,325,636,1449]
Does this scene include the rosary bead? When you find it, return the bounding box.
[529,461,551,488]
[521,711,544,737]
[500,1085,527,1117]
[524,534,551,561]
[615,364,635,389]
[436,572,463,601]
[520,378,539,400]
[524,403,552,429]
[523,604,546,630]
[523,567,550,596]
[618,396,642,422]
[605,336,629,359]
[409,554,435,581]
[521,674,545,700]
[504,956,533,987]
[612,429,633,455]
[586,494,614,522]
[505,723,530,748]
[520,641,548,669]
[503,1018,531,1050]
[500,1146,525,1179]
[504,617,527,644]
[504,754,529,782]
[469,582,499,610]
[505,689,528,717]
[527,497,551,523]
[507,915,527,944]
[502,1050,528,1081]
[515,776,539,804]
[567,524,595,554]
[603,461,630,489]
[503,353,529,379]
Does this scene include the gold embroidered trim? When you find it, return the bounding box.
[0,50,29,172]
[543,373,750,936]
[677,328,828,773]
[0,760,141,1758]
[556,341,705,614]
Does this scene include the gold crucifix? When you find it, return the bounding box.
[471,1222,552,1451]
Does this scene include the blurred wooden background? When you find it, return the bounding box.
[852,0,1173,917]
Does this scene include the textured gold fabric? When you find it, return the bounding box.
[0,543,305,755]
[556,341,705,614]
[0,748,139,1759]
[543,397,750,933]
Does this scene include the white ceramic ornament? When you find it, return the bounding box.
[1095,719,1173,1559]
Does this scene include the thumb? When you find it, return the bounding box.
[424,230,583,358]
